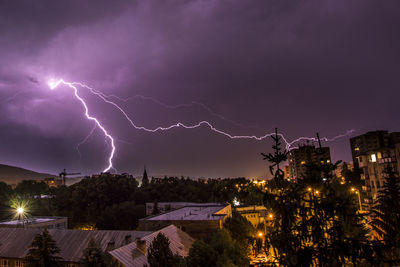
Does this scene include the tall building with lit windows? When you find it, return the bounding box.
[288,144,331,181]
[350,130,400,204]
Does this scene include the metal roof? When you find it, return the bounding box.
[144,205,227,221]
[109,224,194,267]
[0,228,150,262]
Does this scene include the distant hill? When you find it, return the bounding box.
[0,164,55,185]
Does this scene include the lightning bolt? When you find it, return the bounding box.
[48,78,354,173]
[49,79,115,172]
[103,93,251,129]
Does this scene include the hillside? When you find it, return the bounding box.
[0,164,55,185]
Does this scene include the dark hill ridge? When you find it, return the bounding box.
[0,164,55,185]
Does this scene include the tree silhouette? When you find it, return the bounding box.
[80,238,107,267]
[371,166,400,264]
[25,228,62,267]
[147,233,183,267]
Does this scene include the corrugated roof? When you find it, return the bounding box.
[0,228,150,262]
[109,224,194,267]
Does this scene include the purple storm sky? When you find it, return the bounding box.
[1,0,399,178]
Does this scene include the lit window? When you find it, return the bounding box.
[327,159,331,163]
[370,154,377,162]
[301,161,306,165]
[0,259,9,267]
[15,261,24,267]
[354,147,360,151]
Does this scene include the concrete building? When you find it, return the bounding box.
[288,144,331,181]
[145,202,221,216]
[283,165,291,181]
[110,225,194,267]
[350,130,400,204]
[0,216,68,230]
[138,204,232,239]
[236,206,272,227]
[0,228,150,267]
[335,161,354,180]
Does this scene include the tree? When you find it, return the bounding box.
[223,210,255,251]
[80,238,107,267]
[25,228,62,267]
[371,167,400,263]
[187,229,249,267]
[147,233,183,267]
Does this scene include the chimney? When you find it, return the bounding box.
[124,234,132,245]
[106,241,115,251]
[136,238,146,254]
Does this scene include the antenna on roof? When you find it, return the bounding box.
[316,132,322,149]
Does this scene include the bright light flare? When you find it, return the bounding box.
[16,207,24,215]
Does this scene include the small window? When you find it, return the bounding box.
[0,259,9,267]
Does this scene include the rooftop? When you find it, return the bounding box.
[0,216,66,225]
[0,228,150,262]
[145,205,228,221]
[109,225,194,267]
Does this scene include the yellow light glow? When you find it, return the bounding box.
[17,207,24,215]
[355,147,360,151]
[268,213,273,219]
[301,161,306,165]
[315,190,319,195]
[258,232,263,237]
[307,187,312,192]
[351,187,355,192]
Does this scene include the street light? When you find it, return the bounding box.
[350,187,363,211]
[17,207,24,215]
[258,232,263,238]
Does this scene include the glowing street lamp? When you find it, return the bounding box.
[350,187,363,211]
[16,207,24,215]
[258,232,263,238]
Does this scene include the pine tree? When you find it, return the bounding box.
[25,228,62,267]
[80,238,107,267]
[147,233,180,267]
[371,166,400,263]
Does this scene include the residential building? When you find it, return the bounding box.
[283,165,291,181]
[138,204,232,239]
[288,144,331,181]
[0,216,68,230]
[145,202,222,216]
[109,225,194,267]
[335,161,354,180]
[350,130,400,204]
[0,228,150,267]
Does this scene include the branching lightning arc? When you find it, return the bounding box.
[48,79,354,173]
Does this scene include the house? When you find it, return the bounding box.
[109,224,194,267]
[0,228,150,267]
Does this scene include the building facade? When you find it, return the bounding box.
[288,144,331,181]
[236,205,272,227]
[350,130,400,204]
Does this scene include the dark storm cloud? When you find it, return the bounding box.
[0,0,399,177]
